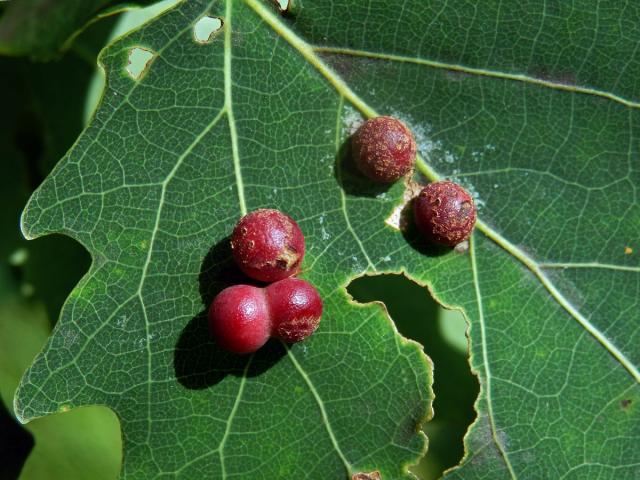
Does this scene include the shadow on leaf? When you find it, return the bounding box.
[333,137,392,198]
[400,199,450,258]
[174,236,285,390]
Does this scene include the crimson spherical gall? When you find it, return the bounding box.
[231,208,305,282]
[266,278,323,343]
[413,181,477,247]
[352,116,417,183]
[208,285,271,354]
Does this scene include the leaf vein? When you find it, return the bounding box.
[310,46,640,109]
[469,236,519,479]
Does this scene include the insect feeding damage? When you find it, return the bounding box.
[273,0,291,12]
[352,471,382,480]
[193,16,223,44]
[385,178,423,231]
[126,47,155,81]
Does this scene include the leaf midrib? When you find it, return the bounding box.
[242,0,640,384]
[226,1,353,476]
[469,236,517,479]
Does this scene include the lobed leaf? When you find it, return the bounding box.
[17,0,640,478]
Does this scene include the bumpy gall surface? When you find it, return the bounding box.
[352,116,417,183]
[209,279,323,353]
[266,278,323,343]
[231,208,305,282]
[413,181,477,246]
[208,285,270,354]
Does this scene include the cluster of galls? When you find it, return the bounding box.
[209,209,322,354]
[211,116,477,355]
[353,116,477,247]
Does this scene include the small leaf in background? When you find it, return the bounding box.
[0,397,33,480]
[0,9,127,480]
[0,277,122,480]
[0,0,157,60]
[348,274,477,479]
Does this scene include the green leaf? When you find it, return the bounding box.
[0,16,125,477]
[0,287,122,480]
[0,0,153,59]
[16,2,432,478]
[0,22,107,320]
[16,1,640,479]
[348,275,476,479]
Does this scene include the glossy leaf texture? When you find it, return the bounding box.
[17,0,640,479]
[16,1,431,478]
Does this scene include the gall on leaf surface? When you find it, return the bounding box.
[17,1,431,478]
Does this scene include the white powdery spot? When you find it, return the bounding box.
[454,240,469,254]
[442,150,457,164]
[61,325,79,348]
[351,255,363,272]
[388,109,441,161]
[470,143,497,163]
[318,215,330,239]
[460,180,486,210]
[116,314,128,329]
[496,428,510,451]
[341,105,364,135]
[385,204,404,230]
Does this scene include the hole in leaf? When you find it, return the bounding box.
[22,234,90,325]
[25,405,123,478]
[274,0,290,11]
[125,47,155,80]
[347,274,479,479]
[192,16,223,44]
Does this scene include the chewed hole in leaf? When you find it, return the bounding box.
[273,0,290,12]
[347,274,478,479]
[23,234,90,325]
[35,405,123,478]
[126,47,155,80]
[192,16,223,44]
[352,471,381,480]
